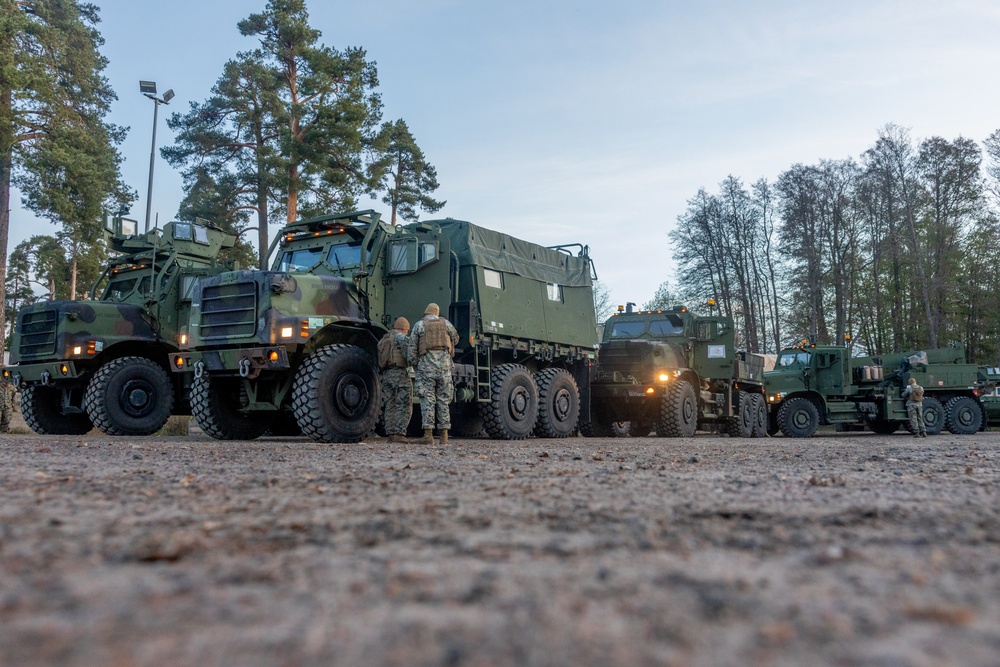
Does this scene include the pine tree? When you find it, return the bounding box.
[374,119,445,225]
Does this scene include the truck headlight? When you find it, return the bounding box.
[280,326,294,339]
[658,372,670,382]
[72,346,82,355]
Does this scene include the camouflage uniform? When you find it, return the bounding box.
[0,381,14,434]
[379,330,413,437]
[902,380,926,437]
[409,311,459,431]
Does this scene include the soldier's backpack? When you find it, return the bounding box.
[377,333,394,370]
[910,385,924,401]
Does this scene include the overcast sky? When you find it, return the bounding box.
[9,0,1000,307]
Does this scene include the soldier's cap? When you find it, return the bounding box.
[908,377,917,384]
[424,303,440,316]
[393,317,410,331]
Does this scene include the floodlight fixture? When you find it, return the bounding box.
[139,80,157,94]
[140,81,175,232]
[162,89,175,103]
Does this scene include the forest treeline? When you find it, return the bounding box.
[665,124,1000,364]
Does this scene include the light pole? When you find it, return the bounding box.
[139,81,174,233]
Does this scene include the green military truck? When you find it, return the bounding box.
[585,303,767,438]
[3,216,237,436]
[764,343,985,437]
[169,210,597,442]
[980,366,1000,429]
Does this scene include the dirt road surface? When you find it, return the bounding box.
[2,427,999,666]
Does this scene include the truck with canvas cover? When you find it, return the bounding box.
[3,216,237,436]
[764,343,985,437]
[586,303,767,438]
[169,210,597,443]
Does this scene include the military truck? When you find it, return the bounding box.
[764,343,985,437]
[3,216,237,436]
[169,210,597,442]
[585,303,767,438]
[980,366,1000,428]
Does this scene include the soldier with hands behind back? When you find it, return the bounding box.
[378,317,414,443]
[409,303,459,445]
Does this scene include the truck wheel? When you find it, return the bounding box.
[778,397,819,438]
[451,403,485,438]
[628,420,653,437]
[750,394,768,437]
[944,396,982,435]
[869,419,899,435]
[20,385,93,435]
[191,374,269,440]
[917,396,945,435]
[611,421,631,437]
[726,390,754,438]
[85,357,174,436]
[533,368,580,438]
[293,344,381,443]
[481,364,538,440]
[580,410,613,437]
[657,380,697,437]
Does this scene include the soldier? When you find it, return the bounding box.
[0,380,14,434]
[408,303,459,445]
[378,317,413,443]
[902,377,927,437]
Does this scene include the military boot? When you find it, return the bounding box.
[440,429,449,445]
[388,434,409,444]
[419,428,435,445]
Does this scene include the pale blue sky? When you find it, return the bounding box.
[10,0,1000,306]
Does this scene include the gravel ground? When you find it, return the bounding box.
[2,423,999,667]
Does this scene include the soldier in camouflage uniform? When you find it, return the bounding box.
[902,377,927,437]
[408,303,459,445]
[0,379,14,434]
[378,317,413,443]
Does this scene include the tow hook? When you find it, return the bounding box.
[239,357,252,378]
[40,371,51,386]
[194,360,205,379]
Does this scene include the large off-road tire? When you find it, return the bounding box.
[481,364,538,440]
[20,385,93,435]
[868,419,899,435]
[85,357,174,436]
[905,396,944,435]
[293,344,381,443]
[750,393,768,437]
[944,396,982,435]
[611,421,631,437]
[628,420,653,437]
[657,380,697,437]
[777,397,819,438]
[450,403,485,438]
[533,368,580,438]
[191,374,269,440]
[726,390,754,438]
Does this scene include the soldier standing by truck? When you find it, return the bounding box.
[0,378,13,433]
[902,377,927,437]
[378,317,414,443]
[409,303,459,445]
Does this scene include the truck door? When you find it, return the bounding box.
[816,351,845,395]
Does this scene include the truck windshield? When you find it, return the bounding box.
[327,242,362,268]
[278,247,323,272]
[609,321,646,338]
[777,351,811,366]
[103,274,151,301]
[649,318,684,336]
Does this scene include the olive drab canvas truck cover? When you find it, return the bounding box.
[170,210,597,443]
[3,216,237,436]
[587,303,766,438]
[764,343,987,437]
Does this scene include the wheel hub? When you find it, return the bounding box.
[120,379,156,418]
[508,386,530,421]
[553,388,571,421]
[334,373,369,417]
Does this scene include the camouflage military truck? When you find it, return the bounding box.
[764,343,985,437]
[3,216,237,436]
[585,303,767,438]
[170,210,597,442]
[979,366,1000,429]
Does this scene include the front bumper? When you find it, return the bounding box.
[169,346,292,379]
[3,360,87,387]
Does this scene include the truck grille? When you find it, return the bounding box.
[599,344,646,366]
[201,281,258,339]
[18,309,58,359]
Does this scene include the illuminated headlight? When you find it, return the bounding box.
[179,333,188,345]
[658,373,670,382]
[768,392,785,403]
[72,346,83,355]
[280,326,294,339]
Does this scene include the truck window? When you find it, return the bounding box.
[327,242,362,268]
[419,242,437,266]
[610,321,646,338]
[484,269,503,289]
[649,318,684,336]
[777,351,811,366]
[181,275,200,301]
[193,226,210,244]
[546,283,563,302]
[278,247,323,272]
